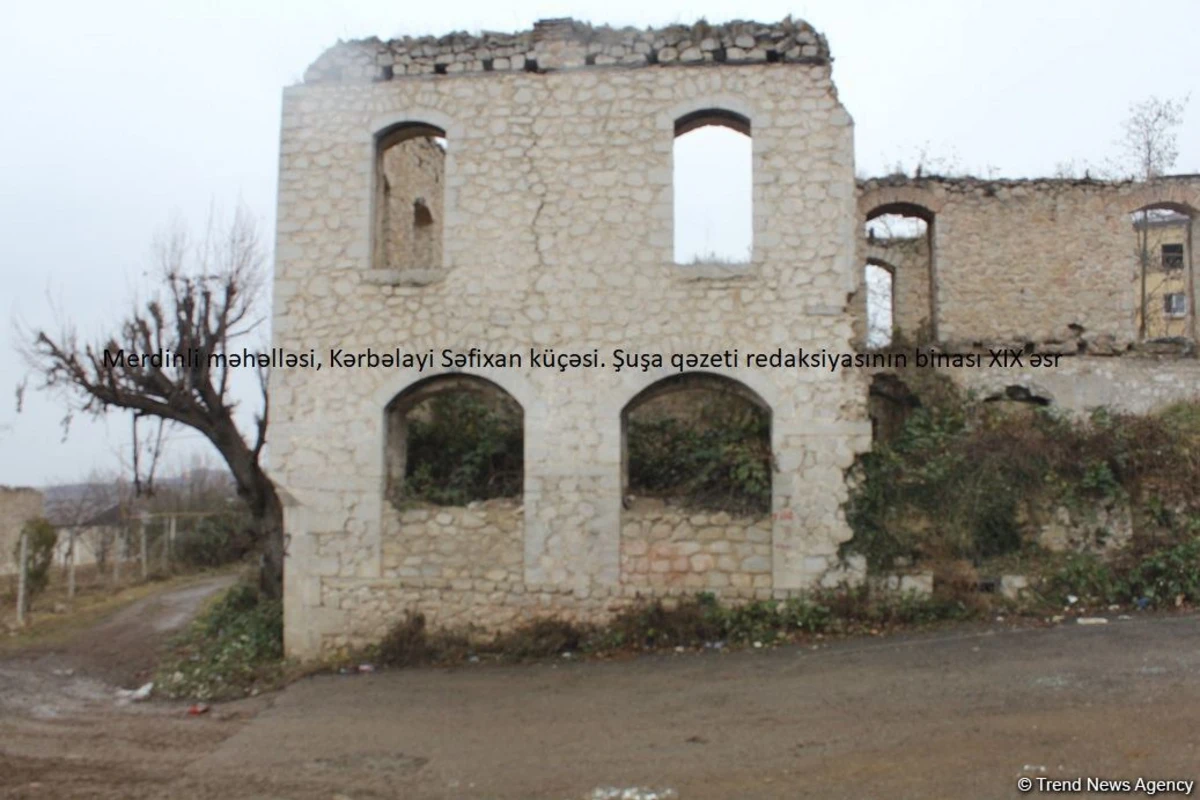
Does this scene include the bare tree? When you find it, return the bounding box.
[19,208,285,597]
[1117,95,1189,180]
[1111,96,1192,340]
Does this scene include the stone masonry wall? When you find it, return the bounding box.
[272,18,870,659]
[620,501,773,596]
[279,18,1200,660]
[947,354,1200,414]
[0,487,44,576]
[380,500,523,586]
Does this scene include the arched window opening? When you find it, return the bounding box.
[620,373,773,594]
[1130,203,1194,341]
[673,110,752,266]
[864,203,936,342]
[384,375,522,509]
[375,123,447,272]
[622,373,770,515]
[865,261,895,349]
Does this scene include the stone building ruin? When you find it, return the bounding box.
[273,17,1200,658]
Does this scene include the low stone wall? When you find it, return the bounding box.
[949,355,1200,414]
[1034,499,1133,555]
[381,500,523,585]
[292,497,870,656]
[620,500,772,596]
[0,487,44,576]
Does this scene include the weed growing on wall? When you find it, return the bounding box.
[845,374,1200,571]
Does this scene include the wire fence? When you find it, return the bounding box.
[6,511,230,627]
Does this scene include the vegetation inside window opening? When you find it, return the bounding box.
[403,392,523,506]
[627,393,771,515]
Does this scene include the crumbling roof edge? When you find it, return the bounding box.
[302,17,831,84]
[857,173,1200,191]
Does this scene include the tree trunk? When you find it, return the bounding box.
[255,478,285,599]
[209,416,285,599]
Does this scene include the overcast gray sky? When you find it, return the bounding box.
[2,0,1198,487]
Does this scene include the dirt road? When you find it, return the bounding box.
[2,594,1199,799]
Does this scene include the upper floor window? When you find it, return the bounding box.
[865,261,895,349]
[375,123,446,271]
[1162,243,1184,271]
[673,110,752,266]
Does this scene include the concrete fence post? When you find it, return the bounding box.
[140,519,148,580]
[67,528,77,599]
[16,528,28,626]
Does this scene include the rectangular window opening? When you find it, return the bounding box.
[1162,244,1185,271]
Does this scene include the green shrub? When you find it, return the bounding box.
[404,392,523,505]
[1048,537,1200,608]
[845,386,1200,570]
[1124,536,1200,606]
[1047,553,1119,605]
[13,517,57,600]
[174,512,256,568]
[156,583,283,700]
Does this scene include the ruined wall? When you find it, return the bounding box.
[948,354,1200,414]
[865,236,930,342]
[273,18,869,658]
[0,487,44,575]
[856,176,1200,351]
[304,18,830,82]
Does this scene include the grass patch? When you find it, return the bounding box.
[155,583,285,701]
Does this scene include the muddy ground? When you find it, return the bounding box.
[2,580,1198,799]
